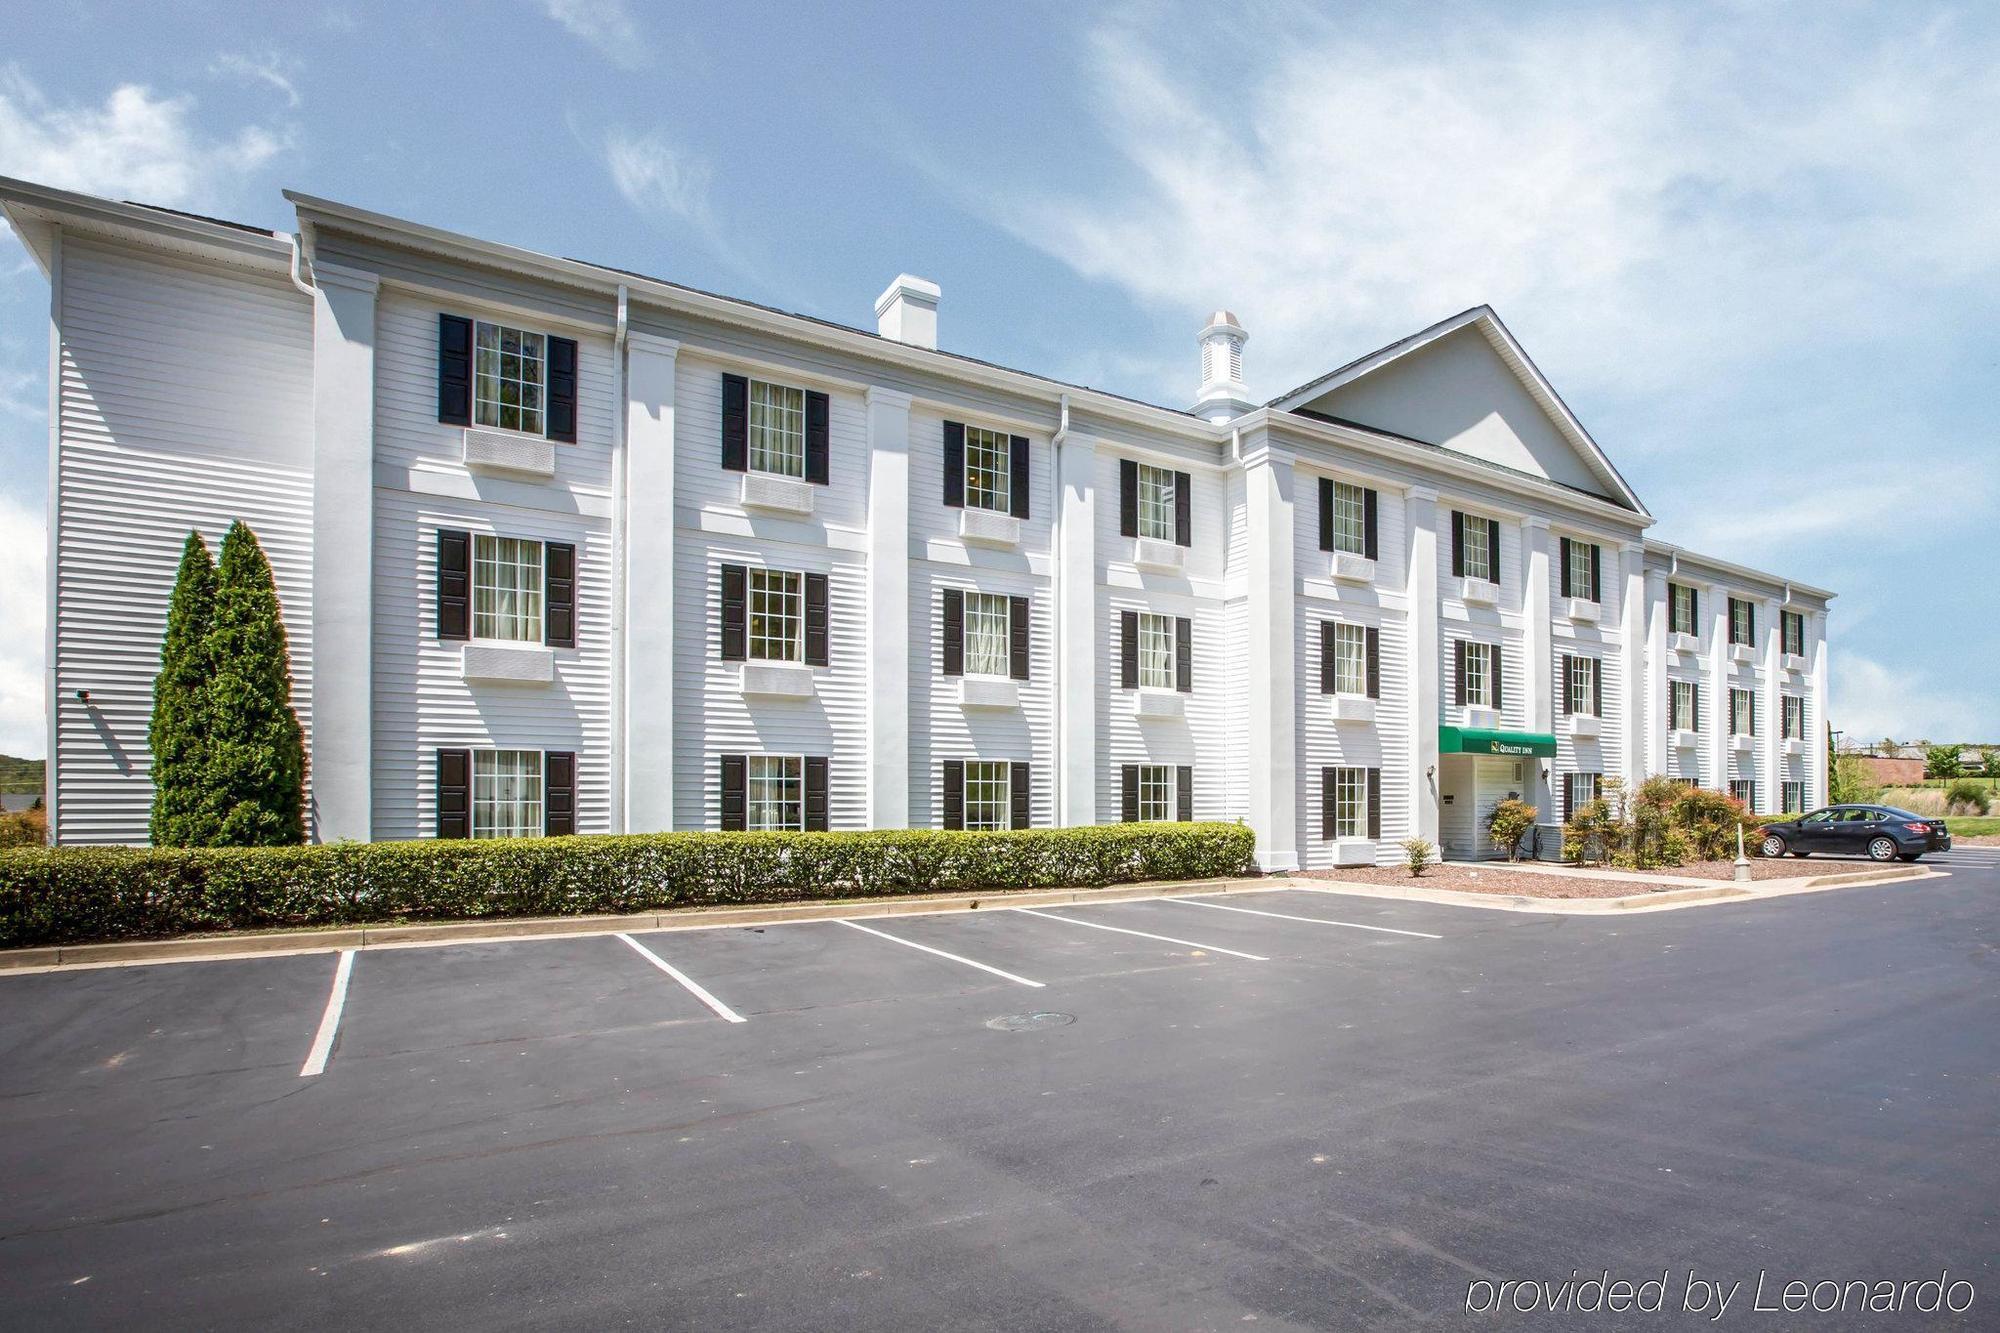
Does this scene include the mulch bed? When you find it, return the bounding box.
[1301,865,1671,900]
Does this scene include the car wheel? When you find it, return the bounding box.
[1867,836,1898,862]
[1760,833,1786,858]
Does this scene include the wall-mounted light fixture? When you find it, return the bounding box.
[74,688,91,704]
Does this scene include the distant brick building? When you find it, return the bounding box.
[1856,755,1924,786]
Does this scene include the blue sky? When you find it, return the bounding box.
[1,0,1996,757]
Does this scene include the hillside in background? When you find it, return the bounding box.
[0,754,45,794]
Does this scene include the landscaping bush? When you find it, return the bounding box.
[1669,785,1756,861]
[1561,797,1617,866]
[1401,837,1433,877]
[1486,799,1538,862]
[0,805,46,851]
[0,822,1258,949]
[1945,779,1991,815]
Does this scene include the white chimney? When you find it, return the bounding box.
[875,274,940,350]
[1193,309,1253,422]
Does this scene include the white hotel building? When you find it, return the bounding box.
[2,178,1833,866]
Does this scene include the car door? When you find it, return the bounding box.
[1825,809,1875,856]
[1793,809,1836,851]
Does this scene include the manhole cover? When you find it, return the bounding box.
[985,1012,1076,1032]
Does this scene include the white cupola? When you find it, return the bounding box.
[1193,309,1253,422]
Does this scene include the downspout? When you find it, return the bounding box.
[285,230,315,297]
[1049,393,1070,824]
[612,285,629,831]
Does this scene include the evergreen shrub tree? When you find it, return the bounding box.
[203,521,307,845]
[148,532,218,847]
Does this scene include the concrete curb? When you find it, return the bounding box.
[1279,865,1942,915]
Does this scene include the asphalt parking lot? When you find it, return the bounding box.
[2,854,1997,1330]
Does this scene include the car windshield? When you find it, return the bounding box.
[1879,807,1924,821]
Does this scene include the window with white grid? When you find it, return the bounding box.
[1730,779,1756,809]
[1782,694,1805,740]
[1731,688,1755,736]
[964,593,1010,677]
[747,755,803,831]
[1331,766,1367,838]
[1670,679,1697,731]
[1729,597,1754,647]
[1135,764,1173,822]
[473,750,543,839]
[1565,772,1602,816]
[1567,540,1595,602]
[1331,622,1366,696]
[1782,610,1806,656]
[748,380,806,477]
[474,321,546,435]
[473,535,543,642]
[1463,641,1493,708]
[1461,515,1494,582]
[1567,656,1599,716]
[1669,583,1697,636]
[964,761,1010,831]
[1332,481,1368,555]
[1782,781,1805,814]
[964,426,1011,512]
[1137,613,1175,690]
[748,569,802,662]
[1135,464,1175,541]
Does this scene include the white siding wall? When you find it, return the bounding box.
[53,237,313,844]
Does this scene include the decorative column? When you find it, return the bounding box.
[1810,608,1832,805]
[864,387,913,828]
[1619,545,1648,789]
[1406,486,1442,847]
[1707,581,1731,791]
[309,261,379,843]
[1520,517,1553,830]
[1054,430,1098,826]
[1243,443,1298,870]
[623,331,679,831]
[1761,596,1784,814]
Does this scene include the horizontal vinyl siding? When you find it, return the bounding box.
[54,238,313,845]
[1095,594,1232,823]
[1293,467,1409,591]
[907,406,1052,555]
[674,352,869,534]
[1295,607,1411,868]
[1552,646,1623,806]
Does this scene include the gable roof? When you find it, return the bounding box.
[1268,305,1650,516]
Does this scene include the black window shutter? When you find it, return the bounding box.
[1320,767,1335,841]
[1318,477,1334,552]
[721,373,749,471]
[1690,587,1700,627]
[804,572,830,667]
[1176,766,1193,822]
[438,314,472,426]
[1560,537,1573,598]
[544,542,576,648]
[805,390,831,485]
[546,336,578,442]
[1592,659,1603,717]
[1693,683,1702,729]
[719,564,747,661]
[1319,621,1336,695]
[942,588,964,676]
[1589,543,1602,602]
[436,748,470,839]
[1363,487,1378,560]
[438,529,470,641]
[1454,639,1467,707]
[1486,521,1501,585]
[1748,602,1757,644]
[1119,458,1138,538]
[1009,596,1030,681]
[1365,626,1380,700]
[943,421,965,508]
[1173,471,1192,547]
[1121,610,1139,690]
[1493,644,1505,711]
[1559,655,1572,716]
[1451,511,1465,577]
[719,755,746,831]
[1175,616,1192,692]
[544,751,576,835]
[1367,769,1382,841]
[1563,775,1574,825]
[804,756,829,831]
[1010,763,1031,830]
[1009,434,1030,519]
[942,760,964,830]
[1121,765,1138,823]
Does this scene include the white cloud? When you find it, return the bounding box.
[604,127,713,230]
[0,491,43,758]
[536,0,650,69]
[209,51,302,109]
[1833,653,1989,745]
[0,66,286,206]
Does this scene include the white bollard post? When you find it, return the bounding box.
[1734,824,1752,883]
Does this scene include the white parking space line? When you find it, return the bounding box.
[1010,907,1269,962]
[837,920,1045,988]
[617,933,748,1023]
[1168,895,1444,940]
[299,949,356,1078]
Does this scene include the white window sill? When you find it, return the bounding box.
[959,508,1020,548]
[1331,838,1377,866]
[741,471,814,516]
[1671,728,1699,750]
[1669,632,1700,654]
[957,676,1020,710]
[1566,714,1601,738]
[1332,552,1376,584]
[1566,597,1600,623]
[1134,688,1184,719]
[1782,738,1804,756]
[740,662,815,698]
[1330,694,1375,723]
[1731,643,1757,664]
[1782,653,1807,674]
[1730,734,1755,753]
[461,641,554,684]
[462,427,555,478]
[1461,706,1499,728]
[1131,537,1185,572]
[1460,577,1500,606]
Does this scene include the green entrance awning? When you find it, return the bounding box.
[1439,726,1558,758]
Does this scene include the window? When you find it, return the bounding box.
[1782,781,1806,814]
[1730,779,1757,809]
[1330,623,1367,696]
[963,592,1011,677]
[1565,772,1603,817]
[748,380,806,477]
[473,321,546,435]
[1137,612,1176,690]
[1329,766,1368,838]
[964,426,1011,513]
[746,755,803,831]
[1669,583,1697,636]
[1134,764,1173,822]
[963,761,1011,831]
[1463,641,1495,708]
[1567,540,1596,603]
[1731,688,1755,736]
[1135,465,1176,541]
[1729,597,1755,647]
[1670,679,1698,732]
[1782,610,1806,656]
[748,569,803,662]
[473,534,543,642]
[1461,514,1495,582]
[1331,481,1368,556]
[1782,694,1805,740]
[472,749,543,839]
[1567,656,1599,717]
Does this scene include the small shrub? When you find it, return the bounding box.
[0,806,46,850]
[1945,779,1991,815]
[1487,800,1537,862]
[1562,798,1616,866]
[1670,786,1755,862]
[1401,838,1433,877]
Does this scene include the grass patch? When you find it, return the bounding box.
[1943,816,2000,838]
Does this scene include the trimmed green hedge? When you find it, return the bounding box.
[0,822,1257,949]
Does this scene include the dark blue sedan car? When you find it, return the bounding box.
[1759,805,1951,862]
